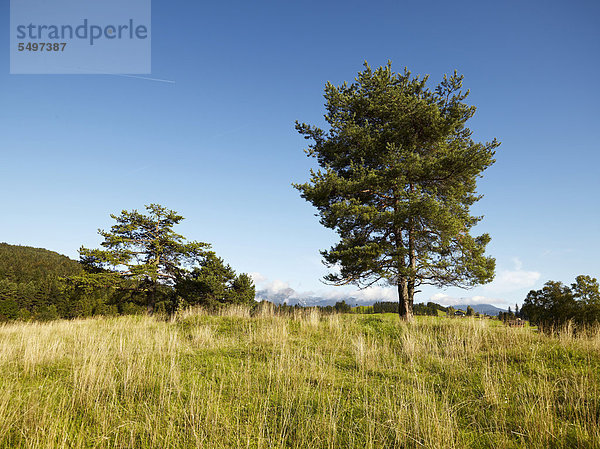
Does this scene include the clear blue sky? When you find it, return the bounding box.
[2,0,599,307]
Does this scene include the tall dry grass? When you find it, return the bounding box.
[0,309,598,448]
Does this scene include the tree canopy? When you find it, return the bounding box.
[521,275,600,329]
[175,253,256,309]
[295,62,499,320]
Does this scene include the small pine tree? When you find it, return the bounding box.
[79,204,210,314]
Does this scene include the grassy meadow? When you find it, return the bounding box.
[0,307,599,448]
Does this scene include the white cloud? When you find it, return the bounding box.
[484,270,540,293]
[483,258,540,294]
[430,293,450,302]
[429,293,509,306]
[318,286,397,303]
[268,279,292,293]
[254,276,397,306]
[352,286,397,302]
[249,272,267,284]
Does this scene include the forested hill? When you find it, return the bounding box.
[0,239,257,321]
[0,243,82,283]
[0,243,83,320]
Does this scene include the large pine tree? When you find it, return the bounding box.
[294,62,499,320]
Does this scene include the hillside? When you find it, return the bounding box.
[0,243,83,320]
[0,309,597,448]
[0,243,82,282]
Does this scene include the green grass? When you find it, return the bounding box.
[0,307,599,448]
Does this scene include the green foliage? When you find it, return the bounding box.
[372,300,448,316]
[521,275,600,330]
[295,62,498,319]
[334,300,352,313]
[0,299,19,321]
[372,301,399,314]
[498,309,516,322]
[175,253,256,308]
[230,273,257,305]
[35,304,59,321]
[353,304,374,314]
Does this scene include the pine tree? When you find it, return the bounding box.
[175,253,256,308]
[295,62,499,320]
[79,204,210,314]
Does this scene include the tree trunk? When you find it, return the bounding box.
[402,187,416,321]
[398,278,413,321]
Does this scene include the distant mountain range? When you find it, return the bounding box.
[255,291,355,307]
[255,287,508,316]
[451,304,507,316]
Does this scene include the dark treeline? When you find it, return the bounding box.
[415,302,449,316]
[368,301,448,316]
[255,300,353,315]
[520,275,600,330]
[497,304,521,323]
[0,242,255,322]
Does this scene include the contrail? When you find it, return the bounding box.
[44,64,176,83]
[111,74,176,84]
